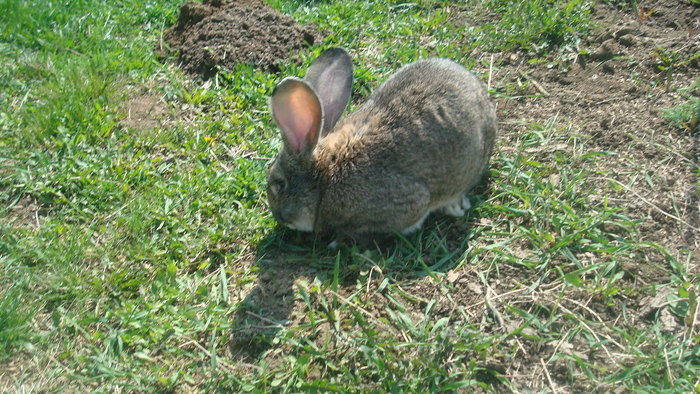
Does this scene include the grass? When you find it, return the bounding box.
[476,0,593,54]
[1,0,699,391]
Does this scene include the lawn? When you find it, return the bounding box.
[1,0,698,391]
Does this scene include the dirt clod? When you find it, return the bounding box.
[162,0,321,77]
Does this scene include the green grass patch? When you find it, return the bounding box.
[477,0,593,53]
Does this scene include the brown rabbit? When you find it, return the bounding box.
[267,47,496,243]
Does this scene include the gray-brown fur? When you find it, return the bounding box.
[267,48,496,241]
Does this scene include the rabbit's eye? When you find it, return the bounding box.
[269,179,287,196]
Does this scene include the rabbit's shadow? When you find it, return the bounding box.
[228,195,488,362]
[227,231,328,362]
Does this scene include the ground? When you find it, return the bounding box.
[1,0,698,391]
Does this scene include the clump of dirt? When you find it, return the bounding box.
[161,0,321,77]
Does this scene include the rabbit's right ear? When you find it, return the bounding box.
[304,47,353,135]
[271,77,323,156]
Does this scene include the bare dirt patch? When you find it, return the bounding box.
[161,0,320,77]
[121,91,170,131]
[5,196,43,230]
[119,85,205,133]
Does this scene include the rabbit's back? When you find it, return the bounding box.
[313,58,495,235]
[363,58,494,185]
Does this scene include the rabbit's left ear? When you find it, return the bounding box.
[304,47,353,135]
[270,77,323,156]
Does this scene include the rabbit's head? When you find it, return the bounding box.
[266,48,353,231]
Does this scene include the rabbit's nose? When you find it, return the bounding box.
[277,207,293,224]
[271,209,288,226]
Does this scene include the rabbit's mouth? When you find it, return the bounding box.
[286,213,314,232]
[275,205,315,232]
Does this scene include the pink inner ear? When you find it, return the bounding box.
[271,80,322,154]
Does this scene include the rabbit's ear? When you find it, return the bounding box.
[271,77,323,155]
[304,47,353,135]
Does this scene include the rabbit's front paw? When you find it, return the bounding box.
[440,195,471,217]
[400,213,430,234]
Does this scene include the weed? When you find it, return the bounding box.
[661,78,700,132]
[653,47,700,92]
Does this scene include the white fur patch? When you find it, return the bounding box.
[286,212,314,232]
[440,195,471,217]
[401,213,429,234]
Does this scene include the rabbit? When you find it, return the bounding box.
[266,47,496,243]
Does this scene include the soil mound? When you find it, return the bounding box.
[162,0,320,77]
